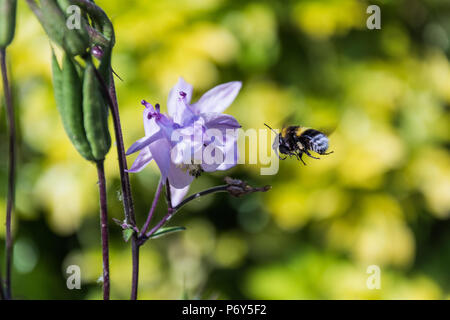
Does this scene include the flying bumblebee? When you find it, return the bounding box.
[264,123,333,165]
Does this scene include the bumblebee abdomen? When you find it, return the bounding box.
[300,129,329,154]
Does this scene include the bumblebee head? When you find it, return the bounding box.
[265,124,283,156]
[271,133,290,155]
[278,142,290,155]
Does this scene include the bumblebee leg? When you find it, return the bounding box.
[296,152,307,165]
[322,150,334,155]
[305,149,320,160]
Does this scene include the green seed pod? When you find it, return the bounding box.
[38,0,89,56]
[52,52,94,160]
[82,61,111,161]
[51,50,64,112]
[98,45,112,87]
[56,0,90,44]
[74,0,115,45]
[0,0,17,48]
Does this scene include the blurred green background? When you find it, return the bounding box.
[0,0,449,299]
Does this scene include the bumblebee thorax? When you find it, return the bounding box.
[281,126,303,138]
[295,126,309,137]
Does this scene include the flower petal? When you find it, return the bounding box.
[216,144,238,170]
[149,139,172,180]
[201,161,220,172]
[167,77,193,118]
[171,91,196,126]
[126,147,153,173]
[200,130,226,170]
[215,130,239,171]
[143,106,175,138]
[168,161,194,189]
[170,139,203,165]
[169,184,190,207]
[143,115,160,137]
[126,130,163,155]
[170,119,205,165]
[193,81,242,114]
[202,113,241,130]
[141,100,154,110]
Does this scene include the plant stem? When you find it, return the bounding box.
[93,67,140,299]
[1,48,16,300]
[96,161,110,300]
[165,179,173,209]
[107,75,136,226]
[0,268,4,300]
[130,239,139,300]
[108,74,140,300]
[141,185,228,242]
[174,185,228,211]
[139,178,164,237]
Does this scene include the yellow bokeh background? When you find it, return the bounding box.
[0,0,449,299]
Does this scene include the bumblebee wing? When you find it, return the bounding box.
[317,125,337,137]
[281,111,298,129]
[272,133,280,157]
[264,123,281,156]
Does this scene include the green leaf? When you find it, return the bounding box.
[122,228,134,242]
[149,226,186,239]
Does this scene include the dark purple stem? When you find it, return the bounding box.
[140,185,228,242]
[165,179,173,209]
[1,48,16,300]
[144,208,176,241]
[108,75,140,300]
[0,271,4,300]
[130,240,139,299]
[139,178,164,237]
[96,161,110,300]
[107,75,136,226]
[173,185,228,211]
[94,68,140,300]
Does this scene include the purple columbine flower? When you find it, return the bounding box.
[126,77,242,205]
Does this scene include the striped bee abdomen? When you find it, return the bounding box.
[299,129,329,154]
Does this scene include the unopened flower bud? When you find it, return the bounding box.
[92,45,104,59]
[224,177,271,197]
